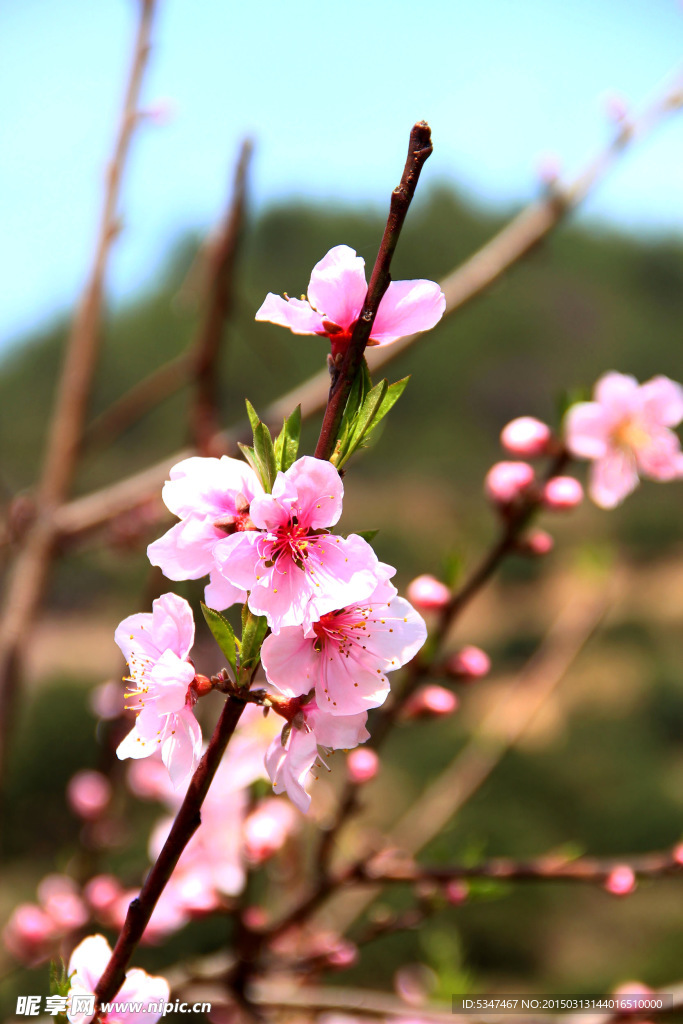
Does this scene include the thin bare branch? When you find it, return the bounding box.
[0,0,157,784]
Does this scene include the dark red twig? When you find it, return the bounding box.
[94,696,247,1011]
[314,121,433,461]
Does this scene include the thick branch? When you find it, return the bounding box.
[314,122,432,460]
[0,0,156,786]
[94,696,246,1009]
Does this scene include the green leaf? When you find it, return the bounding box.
[349,379,388,449]
[253,421,277,490]
[201,603,239,673]
[245,399,260,435]
[371,375,410,429]
[356,529,379,543]
[240,610,269,678]
[238,442,259,477]
[273,404,301,472]
[443,550,464,589]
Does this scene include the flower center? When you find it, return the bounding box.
[612,418,650,452]
[265,516,317,572]
[312,608,368,654]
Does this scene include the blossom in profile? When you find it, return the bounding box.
[115,593,202,788]
[66,934,169,1024]
[261,575,426,715]
[255,245,446,357]
[565,372,683,508]
[215,456,381,633]
[147,455,263,611]
[265,700,370,813]
[406,573,450,610]
[500,416,552,457]
[484,461,534,504]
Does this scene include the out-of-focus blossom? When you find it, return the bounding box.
[542,476,584,510]
[500,417,552,457]
[565,372,683,508]
[536,152,562,187]
[445,879,469,905]
[3,904,55,963]
[406,574,450,610]
[84,876,123,916]
[261,575,426,715]
[115,593,202,788]
[604,865,637,896]
[37,876,88,931]
[243,798,298,863]
[215,456,381,633]
[485,461,534,504]
[67,934,169,1024]
[346,747,380,784]
[89,680,125,720]
[520,528,554,556]
[447,645,490,680]
[403,684,458,718]
[67,770,112,820]
[256,245,446,357]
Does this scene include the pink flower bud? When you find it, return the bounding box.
[84,875,122,914]
[403,685,458,719]
[66,769,112,820]
[447,645,491,680]
[445,880,469,905]
[347,747,380,783]
[500,417,552,457]
[485,461,534,504]
[605,865,636,896]
[406,574,450,610]
[543,476,583,510]
[522,529,555,556]
[3,904,55,962]
[673,843,683,866]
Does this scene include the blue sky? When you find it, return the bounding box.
[2,0,682,350]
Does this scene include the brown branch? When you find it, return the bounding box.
[190,137,253,453]
[355,849,683,887]
[46,69,683,545]
[314,121,433,461]
[93,695,247,1011]
[0,0,157,786]
[84,138,253,453]
[85,352,190,451]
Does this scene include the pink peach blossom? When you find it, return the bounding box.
[215,456,382,633]
[346,747,380,784]
[3,903,55,963]
[67,934,169,1024]
[485,461,534,504]
[148,455,263,610]
[115,593,202,789]
[522,528,554,556]
[266,700,370,813]
[255,245,446,357]
[406,574,450,610]
[37,875,88,931]
[500,416,552,457]
[565,372,683,508]
[261,576,426,715]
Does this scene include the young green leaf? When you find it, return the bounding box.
[356,529,379,543]
[201,603,239,673]
[245,399,261,435]
[273,404,301,472]
[253,421,277,490]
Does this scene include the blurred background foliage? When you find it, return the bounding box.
[1,186,682,1016]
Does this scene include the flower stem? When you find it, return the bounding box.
[314,121,433,462]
